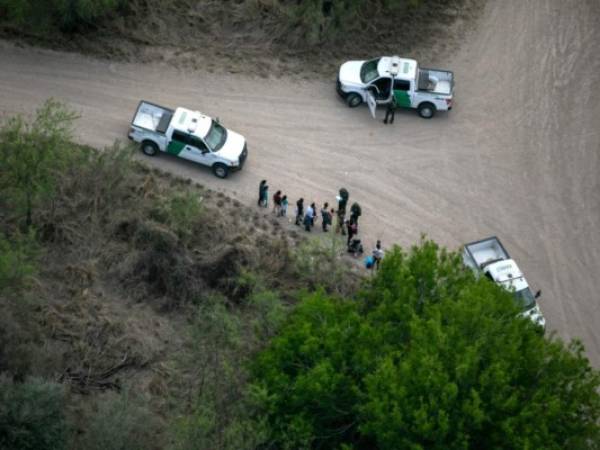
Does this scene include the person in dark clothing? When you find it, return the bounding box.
[347,238,364,257]
[273,190,282,215]
[336,188,349,234]
[258,180,267,206]
[350,202,362,225]
[321,202,331,232]
[346,218,358,245]
[383,96,397,125]
[295,198,304,226]
[310,202,317,226]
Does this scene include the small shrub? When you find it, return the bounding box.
[0,230,37,294]
[0,376,68,450]
[128,221,205,308]
[292,234,359,296]
[77,390,159,450]
[162,190,203,242]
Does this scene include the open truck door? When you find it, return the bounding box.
[366,90,377,119]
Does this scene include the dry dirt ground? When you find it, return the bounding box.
[1,0,599,365]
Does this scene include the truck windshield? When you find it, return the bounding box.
[514,288,536,311]
[360,58,380,84]
[204,121,227,151]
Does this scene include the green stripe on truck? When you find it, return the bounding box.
[167,140,185,155]
[394,90,411,108]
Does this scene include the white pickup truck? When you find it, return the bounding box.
[128,101,248,178]
[336,56,454,119]
[463,237,545,330]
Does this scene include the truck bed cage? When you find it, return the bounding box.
[463,236,511,269]
[131,100,174,134]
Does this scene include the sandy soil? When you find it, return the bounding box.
[1,0,599,365]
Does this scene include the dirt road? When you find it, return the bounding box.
[1,1,599,365]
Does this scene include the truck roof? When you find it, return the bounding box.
[171,107,212,139]
[378,56,417,81]
[486,259,528,290]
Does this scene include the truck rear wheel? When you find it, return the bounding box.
[212,163,229,179]
[417,102,436,119]
[141,141,158,156]
[346,93,362,108]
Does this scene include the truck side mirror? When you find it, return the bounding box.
[534,289,542,299]
[216,117,220,124]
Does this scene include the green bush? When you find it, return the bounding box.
[251,239,600,449]
[0,0,123,30]
[160,190,204,243]
[0,377,68,450]
[0,231,37,294]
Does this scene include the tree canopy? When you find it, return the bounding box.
[250,240,600,449]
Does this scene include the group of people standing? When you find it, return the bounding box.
[293,199,334,233]
[258,181,384,269]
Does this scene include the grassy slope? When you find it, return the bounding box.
[0,0,484,77]
[0,144,360,448]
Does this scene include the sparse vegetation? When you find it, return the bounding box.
[76,390,158,450]
[0,101,350,448]
[0,0,483,77]
[0,377,68,450]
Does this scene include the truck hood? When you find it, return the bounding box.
[519,304,546,330]
[339,60,366,87]
[216,130,245,162]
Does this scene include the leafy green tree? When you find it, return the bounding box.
[0,377,67,450]
[251,240,600,449]
[0,99,78,227]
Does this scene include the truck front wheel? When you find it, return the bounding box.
[346,93,362,108]
[417,102,436,119]
[141,141,159,156]
[212,163,229,179]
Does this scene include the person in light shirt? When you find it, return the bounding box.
[303,203,314,232]
[373,240,384,270]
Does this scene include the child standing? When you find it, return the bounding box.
[280,195,289,217]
